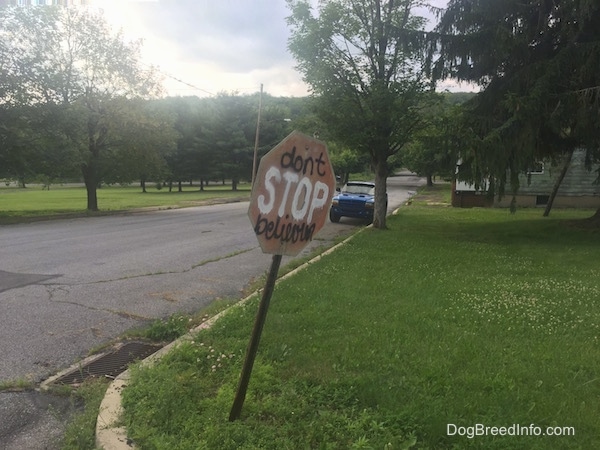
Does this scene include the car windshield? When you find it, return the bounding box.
[342,183,374,195]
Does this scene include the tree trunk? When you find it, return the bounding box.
[543,149,574,217]
[178,180,182,192]
[232,178,238,191]
[590,207,600,224]
[86,184,98,211]
[427,174,434,187]
[372,157,388,229]
[81,165,99,211]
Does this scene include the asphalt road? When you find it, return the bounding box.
[0,173,424,450]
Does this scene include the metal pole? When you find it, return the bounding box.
[251,83,263,187]
[229,253,282,421]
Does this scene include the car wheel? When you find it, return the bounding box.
[329,210,341,223]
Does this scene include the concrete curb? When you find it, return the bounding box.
[94,225,367,450]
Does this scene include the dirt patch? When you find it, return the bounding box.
[412,183,451,205]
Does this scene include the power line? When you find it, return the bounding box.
[140,61,215,96]
[142,62,269,97]
[159,70,215,97]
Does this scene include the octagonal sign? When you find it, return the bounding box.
[248,130,336,256]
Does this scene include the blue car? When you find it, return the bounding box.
[329,181,382,223]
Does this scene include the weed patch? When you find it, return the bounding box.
[142,314,191,342]
[61,379,109,450]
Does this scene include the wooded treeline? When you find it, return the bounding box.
[0,4,461,212]
[6,1,597,222]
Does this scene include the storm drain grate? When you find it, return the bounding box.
[52,341,162,385]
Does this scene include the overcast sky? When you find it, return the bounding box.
[95,0,466,98]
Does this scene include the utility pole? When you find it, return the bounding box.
[251,83,263,187]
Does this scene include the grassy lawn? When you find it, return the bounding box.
[120,195,600,449]
[0,183,250,223]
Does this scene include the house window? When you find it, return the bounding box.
[536,195,549,206]
[528,162,544,175]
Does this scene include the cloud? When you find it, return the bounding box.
[98,0,470,97]
[99,0,304,96]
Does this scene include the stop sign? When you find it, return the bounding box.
[248,130,336,256]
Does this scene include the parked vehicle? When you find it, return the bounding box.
[329,181,385,223]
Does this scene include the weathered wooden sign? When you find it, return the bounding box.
[230,131,335,422]
[248,130,336,256]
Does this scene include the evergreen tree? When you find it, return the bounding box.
[432,0,600,219]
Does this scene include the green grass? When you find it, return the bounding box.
[0,378,35,392]
[60,379,110,450]
[121,201,600,449]
[0,183,250,222]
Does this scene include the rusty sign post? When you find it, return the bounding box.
[229,131,336,421]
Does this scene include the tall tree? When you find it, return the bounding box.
[161,94,307,191]
[432,0,600,220]
[106,98,177,192]
[162,96,208,191]
[329,142,371,185]
[0,6,164,210]
[219,92,303,187]
[0,107,35,185]
[287,0,431,228]
[404,94,469,186]
[202,93,257,190]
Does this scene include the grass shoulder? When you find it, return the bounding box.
[0,183,250,224]
[120,198,600,449]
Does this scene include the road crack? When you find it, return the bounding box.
[79,246,257,285]
[45,286,151,321]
